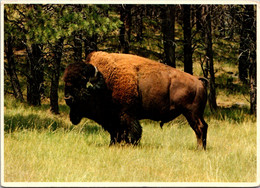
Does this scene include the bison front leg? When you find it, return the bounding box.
[107,124,125,146]
[109,131,122,146]
[108,113,142,146]
[120,112,143,145]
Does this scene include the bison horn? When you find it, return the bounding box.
[83,64,99,88]
[93,65,98,78]
[89,65,99,83]
[64,95,73,100]
[64,95,74,105]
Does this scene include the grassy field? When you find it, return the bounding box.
[3,59,258,184]
[3,95,257,183]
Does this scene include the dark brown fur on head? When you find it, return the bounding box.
[63,63,96,85]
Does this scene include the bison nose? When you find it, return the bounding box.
[64,95,74,105]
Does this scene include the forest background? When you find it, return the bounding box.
[4,4,256,114]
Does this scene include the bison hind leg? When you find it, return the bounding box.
[184,112,208,150]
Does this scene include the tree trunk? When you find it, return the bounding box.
[161,5,176,68]
[84,34,97,59]
[136,5,144,42]
[238,40,249,84]
[196,5,202,33]
[50,38,64,114]
[119,5,132,54]
[206,6,217,111]
[237,5,256,115]
[249,57,256,115]
[73,32,83,63]
[5,36,24,102]
[26,43,44,106]
[183,5,193,74]
[238,5,251,84]
[247,5,256,115]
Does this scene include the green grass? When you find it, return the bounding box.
[3,96,257,183]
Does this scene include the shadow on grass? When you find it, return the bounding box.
[204,104,255,123]
[69,121,102,135]
[38,103,70,114]
[215,73,249,95]
[4,112,102,135]
[4,113,60,132]
[4,95,102,134]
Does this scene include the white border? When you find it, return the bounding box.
[2,182,260,187]
[257,1,260,187]
[1,1,5,187]
[1,0,259,187]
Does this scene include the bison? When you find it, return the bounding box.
[63,51,208,149]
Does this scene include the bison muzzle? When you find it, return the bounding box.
[64,52,208,149]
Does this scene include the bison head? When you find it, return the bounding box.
[63,63,106,124]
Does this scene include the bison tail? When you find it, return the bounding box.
[198,77,209,88]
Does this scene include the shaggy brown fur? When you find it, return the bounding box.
[64,51,208,149]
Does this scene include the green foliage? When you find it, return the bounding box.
[4,4,122,101]
[4,4,121,44]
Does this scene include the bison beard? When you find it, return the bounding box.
[64,52,208,149]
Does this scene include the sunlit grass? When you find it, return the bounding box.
[4,119,256,182]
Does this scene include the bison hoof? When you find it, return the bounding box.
[109,137,140,147]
